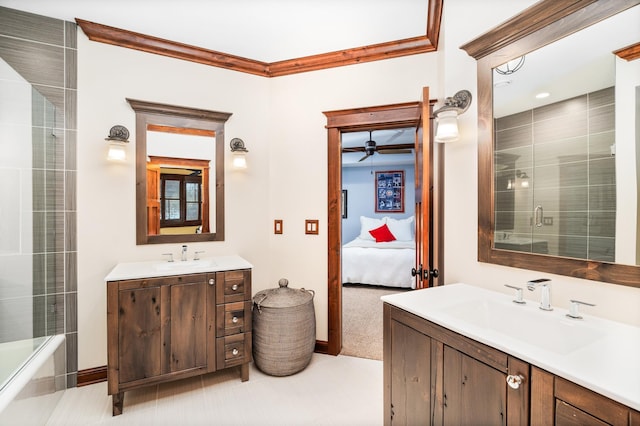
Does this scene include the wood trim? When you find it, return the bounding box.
[324,100,437,356]
[614,41,640,61]
[75,1,443,77]
[314,340,329,354]
[77,366,107,387]
[460,0,598,59]
[472,0,640,288]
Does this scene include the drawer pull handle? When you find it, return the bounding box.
[232,348,239,356]
[208,279,214,285]
[506,374,525,389]
[231,284,239,291]
[232,316,239,323]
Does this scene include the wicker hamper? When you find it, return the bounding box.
[252,278,316,376]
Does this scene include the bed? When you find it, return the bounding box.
[342,216,416,289]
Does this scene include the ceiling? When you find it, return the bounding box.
[0,0,429,63]
[342,128,415,168]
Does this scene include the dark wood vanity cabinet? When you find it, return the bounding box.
[385,303,638,426]
[531,367,638,426]
[107,269,252,415]
[384,303,529,425]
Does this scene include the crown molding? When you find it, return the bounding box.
[76,0,442,77]
[614,42,640,61]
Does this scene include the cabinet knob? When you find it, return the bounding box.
[232,348,239,356]
[231,284,239,291]
[232,316,239,324]
[208,279,214,286]
[506,374,525,389]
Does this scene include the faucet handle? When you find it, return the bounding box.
[194,251,205,261]
[566,299,596,320]
[162,253,174,262]
[504,284,526,304]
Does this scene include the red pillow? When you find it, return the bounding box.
[369,224,396,243]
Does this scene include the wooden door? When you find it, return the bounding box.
[146,164,160,235]
[414,86,434,289]
[167,281,207,373]
[388,319,432,425]
[117,285,162,384]
[443,346,507,425]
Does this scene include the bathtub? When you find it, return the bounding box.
[0,335,65,424]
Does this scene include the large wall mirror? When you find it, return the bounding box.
[128,99,232,244]
[461,0,640,288]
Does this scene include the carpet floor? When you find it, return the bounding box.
[341,284,409,360]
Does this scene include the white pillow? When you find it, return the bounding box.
[358,216,386,240]
[386,216,414,241]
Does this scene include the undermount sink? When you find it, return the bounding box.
[446,298,605,355]
[153,259,217,271]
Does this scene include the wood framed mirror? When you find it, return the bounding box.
[461,0,640,288]
[127,98,232,244]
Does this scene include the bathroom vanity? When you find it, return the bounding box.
[382,284,640,425]
[105,255,252,415]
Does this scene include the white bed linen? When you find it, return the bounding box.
[342,237,416,288]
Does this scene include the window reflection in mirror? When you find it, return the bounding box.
[491,5,640,266]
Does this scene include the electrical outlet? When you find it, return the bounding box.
[543,217,553,226]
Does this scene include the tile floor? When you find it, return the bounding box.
[45,354,383,425]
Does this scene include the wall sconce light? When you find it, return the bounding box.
[516,170,530,188]
[105,125,129,161]
[230,138,248,169]
[495,56,525,75]
[433,90,472,143]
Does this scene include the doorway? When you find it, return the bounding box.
[323,92,441,356]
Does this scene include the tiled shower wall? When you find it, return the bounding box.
[495,87,616,262]
[0,6,77,387]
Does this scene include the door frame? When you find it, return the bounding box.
[323,99,440,356]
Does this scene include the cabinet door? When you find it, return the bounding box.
[389,319,432,425]
[443,346,507,425]
[118,286,162,384]
[166,281,207,373]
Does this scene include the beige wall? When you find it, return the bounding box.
[77,32,437,369]
[77,0,640,370]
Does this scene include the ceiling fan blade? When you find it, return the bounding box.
[358,153,371,162]
[378,149,412,155]
[342,146,365,153]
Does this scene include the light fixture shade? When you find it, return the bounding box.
[434,110,459,143]
[105,125,129,161]
[107,142,127,161]
[232,152,247,169]
[230,137,248,169]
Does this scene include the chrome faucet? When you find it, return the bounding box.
[181,245,188,261]
[527,278,552,311]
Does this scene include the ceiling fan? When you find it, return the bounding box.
[342,130,414,162]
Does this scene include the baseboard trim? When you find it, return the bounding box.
[314,340,329,354]
[78,340,331,387]
[77,366,107,387]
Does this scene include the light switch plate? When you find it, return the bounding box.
[274,219,283,234]
[305,219,319,235]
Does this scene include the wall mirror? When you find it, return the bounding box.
[461,0,640,288]
[127,99,232,244]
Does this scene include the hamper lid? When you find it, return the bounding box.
[253,278,314,309]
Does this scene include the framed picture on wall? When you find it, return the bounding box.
[342,190,348,218]
[375,170,404,213]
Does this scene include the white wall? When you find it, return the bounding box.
[441,0,640,326]
[77,1,640,370]
[77,32,437,369]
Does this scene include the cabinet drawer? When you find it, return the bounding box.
[215,270,250,304]
[216,301,251,337]
[216,333,251,369]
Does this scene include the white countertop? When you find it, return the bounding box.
[105,255,252,281]
[381,283,640,411]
